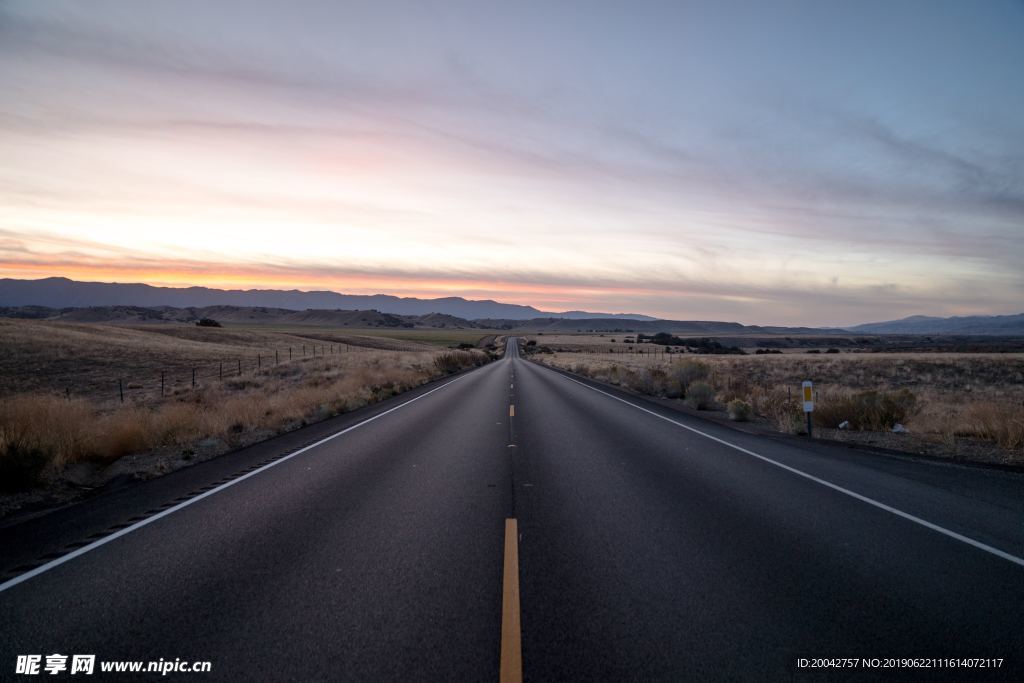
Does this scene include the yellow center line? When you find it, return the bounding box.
[500,518,522,683]
[509,404,515,417]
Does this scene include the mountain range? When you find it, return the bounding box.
[846,314,1024,336]
[1,278,1021,335]
[0,277,655,321]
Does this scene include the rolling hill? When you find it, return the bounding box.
[847,313,1024,335]
[0,277,655,321]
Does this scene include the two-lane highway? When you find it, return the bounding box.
[509,346,1024,679]
[2,352,517,681]
[2,338,1023,680]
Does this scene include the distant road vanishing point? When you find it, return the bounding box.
[2,340,1023,680]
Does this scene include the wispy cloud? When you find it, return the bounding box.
[1,1,1022,324]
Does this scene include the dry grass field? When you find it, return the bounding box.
[528,338,1024,464]
[0,319,494,499]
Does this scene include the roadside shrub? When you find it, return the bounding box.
[627,367,665,395]
[959,404,1024,450]
[684,381,715,410]
[727,399,752,422]
[434,350,484,374]
[99,409,153,459]
[814,389,919,431]
[663,376,684,399]
[746,387,804,433]
[572,363,591,377]
[0,396,96,488]
[670,360,709,393]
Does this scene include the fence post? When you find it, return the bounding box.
[276,349,279,365]
[192,368,196,388]
[66,386,70,401]
[119,379,124,404]
[238,359,241,376]
[258,354,261,369]
[289,347,293,360]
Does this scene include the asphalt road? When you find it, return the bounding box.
[2,339,1023,681]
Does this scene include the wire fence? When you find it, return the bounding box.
[64,341,377,406]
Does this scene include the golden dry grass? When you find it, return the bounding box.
[0,320,491,491]
[534,347,1024,459]
[0,318,441,403]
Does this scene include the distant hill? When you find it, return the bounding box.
[0,305,851,336]
[847,313,1024,335]
[0,277,654,321]
[479,317,848,335]
[555,310,658,321]
[0,305,479,329]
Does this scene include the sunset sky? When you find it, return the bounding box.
[1,0,1022,325]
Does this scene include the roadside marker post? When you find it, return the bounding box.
[802,380,814,437]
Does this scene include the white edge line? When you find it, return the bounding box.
[0,373,470,594]
[555,371,1024,569]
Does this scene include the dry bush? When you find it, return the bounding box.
[752,387,804,433]
[670,359,710,392]
[631,367,668,396]
[97,408,154,460]
[0,396,96,489]
[434,350,486,374]
[684,382,716,410]
[727,399,752,422]
[958,404,1024,450]
[813,389,919,430]
[0,397,94,462]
